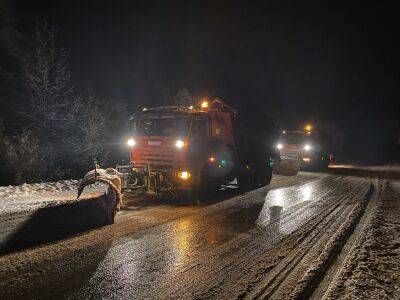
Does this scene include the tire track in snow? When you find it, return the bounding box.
[245,178,369,299]
[311,179,381,300]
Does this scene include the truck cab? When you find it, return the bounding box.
[277,129,330,169]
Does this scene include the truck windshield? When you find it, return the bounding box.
[136,115,191,136]
[281,134,312,144]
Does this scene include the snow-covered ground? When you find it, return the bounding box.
[326,181,400,299]
[0,180,80,198]
[329,163,400,172]
[0,180,107,214]
[0,169,399,299]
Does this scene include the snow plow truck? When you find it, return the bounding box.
[78,99,279,222]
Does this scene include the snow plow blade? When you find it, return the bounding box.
[78,168,123,224]
[273,159,300,176]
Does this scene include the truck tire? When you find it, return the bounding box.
[194,167,219,201]
[238,173,257,191]
[238,175,250,191]
[263,166,273,185]
[239,164,272,191]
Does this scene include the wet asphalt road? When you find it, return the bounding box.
[0,171,373,299]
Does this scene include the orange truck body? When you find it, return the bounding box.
[119,99,276,196]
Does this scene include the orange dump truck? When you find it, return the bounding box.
[117,99,279,198]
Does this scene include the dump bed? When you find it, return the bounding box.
[234,111,279,164]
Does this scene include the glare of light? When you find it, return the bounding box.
[277,143,283,150]
[304,144,311,151]
[189,105,194,109]
[200,100,209,108]
[303,157,311,162]
[173,219,191,264]
[209,156,216,162]
[178,171,190,180]
[305,124,312,132]
[301,185,312,201]
[282,130,286,134]
[127,138,136,147]
[271,189,284,207]
[175,139,185,148]
[142,107,147,111]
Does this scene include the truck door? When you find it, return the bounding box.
[210,112,235,147]
[189,114,210,163]
[210,111,237,171]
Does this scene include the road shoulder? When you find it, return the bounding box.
[325,181,400,299]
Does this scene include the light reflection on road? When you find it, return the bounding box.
[74,180,326,299]
[301,185,312,201]
[170,219,194,267]
[256,182,314,227]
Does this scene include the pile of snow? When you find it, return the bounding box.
[0,180,107,214]
[0,180,80,199]
[329,163,400,172]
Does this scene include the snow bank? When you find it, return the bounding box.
[0,179,114,255]
[325,181,400,299]
[328,163,400,180]
[0,180,107,214]
[0,180,80,198]
[329,163,400,172]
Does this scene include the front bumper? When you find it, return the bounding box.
[117,164,196,192]
[300,155,329,167]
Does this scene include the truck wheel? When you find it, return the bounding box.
[238,174,256,191]
[238,175,249,191]
[263,167,273,185]
[194,168,218,201]
[258,167,272,186]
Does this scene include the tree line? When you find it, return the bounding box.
[0,23,128,185]
[0,21,196,185]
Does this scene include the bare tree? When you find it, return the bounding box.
[21,22,73,134]
[16,22,76,179]
[0,123,44,184]
[64,87,109,172]
[10,22,120,181]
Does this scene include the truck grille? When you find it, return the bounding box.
[134,153,175,170]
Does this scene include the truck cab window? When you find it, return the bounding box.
[137,116,191,136]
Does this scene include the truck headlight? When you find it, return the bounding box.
[304,144,311,151]
[175,139,185,148]
[177,171,191,180]
[276,143,283,150]
[127,138,136,147]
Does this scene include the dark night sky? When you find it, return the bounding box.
[2,0,400,160]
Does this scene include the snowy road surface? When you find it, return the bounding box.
[0,169,399,299]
